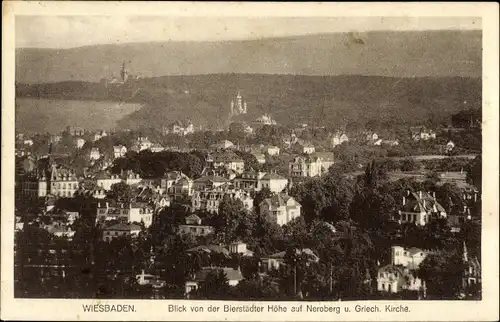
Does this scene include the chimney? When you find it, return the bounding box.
[423,199,426,208]
[419,191,422,199]
[474,193,477,202]
[406,190,410,197]
[432,191,436,199]
[402,196,406,206]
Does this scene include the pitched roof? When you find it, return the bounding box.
[187,244,230,256]
[194,175,230,183]
[261,172,287,181]
[261,193,298,209]
[192,267,243,282]
[104,223,141,231]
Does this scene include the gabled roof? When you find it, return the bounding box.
[261,193,297,208]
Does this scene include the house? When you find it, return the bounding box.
[43,222,75,240]
[288,153,334,178]
[131,137,153,152]
[381,139,399,146]
[186,244,230,257]
[208,151,245,174]
[150,143,165,153]
[266,146,280,156]
[48,164,79,198]
[295,142,315,154]
[154,196,172,210]
[74,138,86,149]
[410,126,436,141]
[102,223,141,241]
[233,169,265,192]
[262,248,319,271]
[163,120,195,136]
[136,270,166,288]
[329,131,349,148]
[211,140,235,150]
[191,187,253,214]
[255,113,276,125]
[91,130,107,142]
[96,200,154,228]
[89,148,101,160]
[260,172,288,193]
[192,175,229,191]
[122,170,142,185]
[113,145,127,159]
[259,193,302,226]
[376,245,428,295]
[93,171,122,190]
[252,153,266,164]
[446,140,456,153]
[178,214,214,236]
[185,267,244,295]
[282,133,298,149]
[66,126,85,136]
[392,190,447,226]
[365,132,379,142]
[228,241,254,257]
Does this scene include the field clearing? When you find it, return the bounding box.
[15,98,142,135]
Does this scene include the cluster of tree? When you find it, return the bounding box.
[110,149,207,179]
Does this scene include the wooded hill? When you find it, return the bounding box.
[16,74,481,130]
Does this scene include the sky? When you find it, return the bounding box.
[16,16,481,49]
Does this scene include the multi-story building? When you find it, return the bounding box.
[113,145,127,159]
[74,138,86,149]
[192,175,230,191]
[191,186,253,214]
[234,170,288,193]
[328,131,349,148]
[122,170,142,185]
[208,151,245,174]
[377,246,429,295]
[259,193,301,226]
[393,191,447,226]
[102,223,141,242]
[96,200,154,228]
[178,214,214,236]
[93,171,122,190]
[266,146,280,156]
[161,171,193,201]
[288,153,334,178]
[410,126,436,141]
[131,137,153,152]
[163,120,195,136]
[89,147,101,160]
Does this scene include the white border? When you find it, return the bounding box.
[2,2,499,321]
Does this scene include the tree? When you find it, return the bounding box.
[253,187,273,214]
[467,155,481,190]
[107,182,132,202]
[194,270,231,300]
[400,158,417,172]
[419,249,466,299]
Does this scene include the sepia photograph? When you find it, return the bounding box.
[2,2,499,321]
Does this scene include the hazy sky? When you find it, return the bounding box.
[16,16,481,48]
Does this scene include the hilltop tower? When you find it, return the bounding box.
[120,61,129,83]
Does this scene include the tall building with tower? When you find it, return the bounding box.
[230,91,248,118]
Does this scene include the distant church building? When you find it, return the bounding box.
[230,91,248,118]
